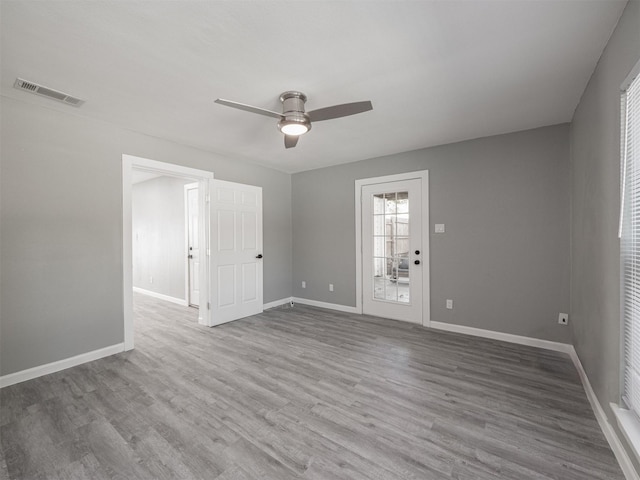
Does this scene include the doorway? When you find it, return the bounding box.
[355,171,430,326]
[123,154,213,350]
[123,155,265,351]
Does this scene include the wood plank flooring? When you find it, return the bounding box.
[0,293,624,479]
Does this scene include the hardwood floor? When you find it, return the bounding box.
[0,293,624,479]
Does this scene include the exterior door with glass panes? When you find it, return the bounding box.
[362,179,423,324]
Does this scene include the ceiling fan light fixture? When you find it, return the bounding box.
[278,116,311,136]
[279,122,309,136]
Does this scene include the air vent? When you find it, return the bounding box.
[13,78,85,107]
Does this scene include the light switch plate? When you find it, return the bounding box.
[435,224,445,233]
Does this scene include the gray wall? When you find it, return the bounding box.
[570,0,640,467]
[0,96,292,376]
[132,176,191,301]
[293,124,571,343]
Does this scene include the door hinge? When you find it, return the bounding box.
[207,302,210,310]
[206,194,210,203]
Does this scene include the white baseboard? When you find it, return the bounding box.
[429,321,573,353]
[133,287,188,306]
[292,297,359,314]
[0,343,125,388]
[568,350,639,480]
[264,297,293,310]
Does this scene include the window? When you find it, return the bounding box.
[621,63,640,423]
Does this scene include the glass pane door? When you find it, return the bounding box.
[372,191,410,304]
[361,176,424,325]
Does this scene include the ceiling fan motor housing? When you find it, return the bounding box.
[279,91,311,133]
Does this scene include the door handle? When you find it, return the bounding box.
[414,260,420,265]
[256,254,263,259]
[188,254,193,259]
[415,250,420,255]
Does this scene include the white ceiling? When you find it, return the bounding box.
[0,1,627,173]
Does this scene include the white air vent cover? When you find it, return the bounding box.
[13,78,85,107]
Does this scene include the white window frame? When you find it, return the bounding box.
[615,58,640,464]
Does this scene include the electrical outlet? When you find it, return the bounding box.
[558,313,568,325]
[301,281,306,288]
[329,284,334,292]
[446,299,453,309]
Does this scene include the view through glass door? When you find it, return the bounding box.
[362,179,423,324]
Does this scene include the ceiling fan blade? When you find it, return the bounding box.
[214,98,283,119]
[284,135,299,149]
[308,101,373,122]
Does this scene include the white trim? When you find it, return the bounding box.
[612,404,640,478]
[123,154,214,179]
[200,178,211,326]
[355,170,430,326]
[430,321,573,353]
[123,154,214,348]
[622,58,640,92]
[567,350,639,480]
[292,297,359,314]
[123,156,134,350]
[0,343,125,388]
[264,297,293,310]
[132,287,188,307]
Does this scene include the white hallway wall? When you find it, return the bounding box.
[132,175,192,302]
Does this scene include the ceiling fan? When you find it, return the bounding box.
[214,91,373,149]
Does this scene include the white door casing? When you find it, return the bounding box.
[355,171,430,326]
[185,183,200,307]
[210,179,263,325]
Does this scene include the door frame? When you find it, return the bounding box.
[355,170,430,326]
[184,182,199,307]
[122,154,213,351]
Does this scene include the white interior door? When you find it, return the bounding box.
[362,179,423,324]
[185,183,200,307]
[210,179,263,326]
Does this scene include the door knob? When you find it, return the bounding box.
[414,260,420,265]
[415,250,420,255]
[256,254,263,259]
[188,254,193,259]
